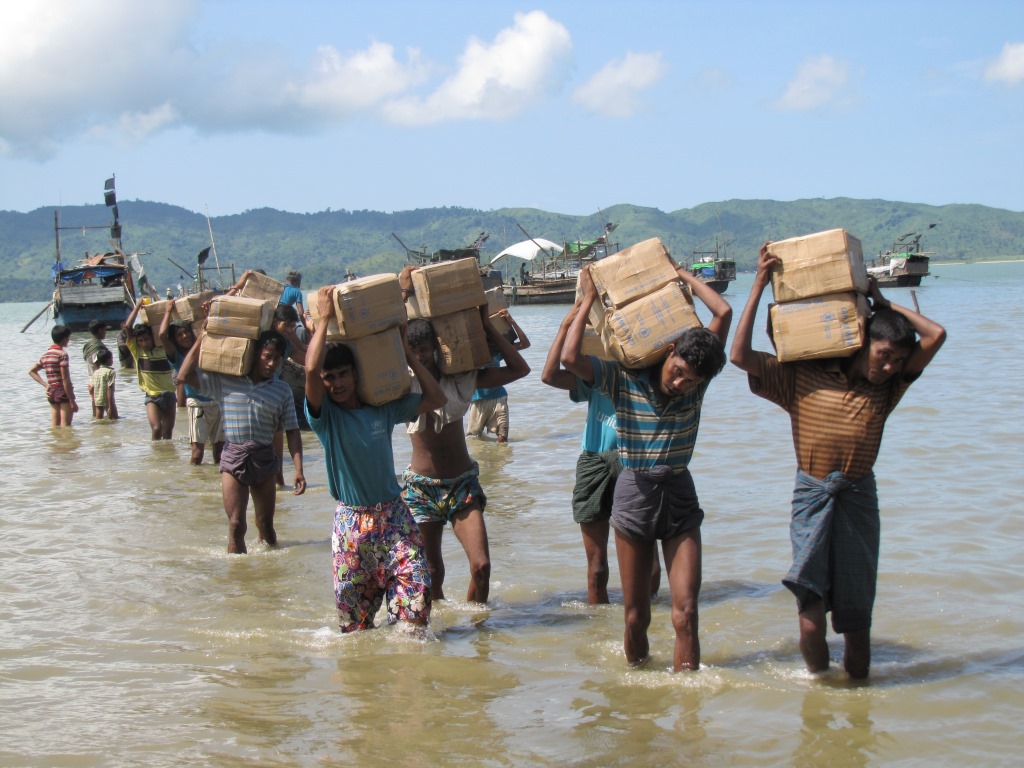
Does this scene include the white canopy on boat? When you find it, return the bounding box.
[489,238,563,265]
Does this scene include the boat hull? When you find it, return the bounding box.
[700,279,732,294]
[52,285,133,332]
[872,273,925,288]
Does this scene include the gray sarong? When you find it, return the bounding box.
[611,465,704,542]
[219,440,280,486]
[784,469,879,634]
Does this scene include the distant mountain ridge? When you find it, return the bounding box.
[3,198,1023,302]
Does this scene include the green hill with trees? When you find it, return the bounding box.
[2,198,1022,302]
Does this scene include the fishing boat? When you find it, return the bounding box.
[687,239,736,294]
[49,177,150,332]
[492,224,621,305]
[392,231,502,291]
[867,226,935,287]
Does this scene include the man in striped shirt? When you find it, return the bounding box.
[563,264,732,672]
[730,243,946,679]
[178,326,306,554]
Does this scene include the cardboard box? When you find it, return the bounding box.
[599,281,703,369]
[484,286,508,314]
[139,299,177,329]
[348,327,412,405]
[432,308,492,375]
[410,258,486,317]
[405,291,424,320]
[332,274,405,339]
[488,311,513,340]
[768,228,868,303]
[308,295,345,342]
[768,291,869,363]
[581,324,613,361]
[589,238,679,310]
[238,272,286,303]
[174,291,215,323]
[205,296,274,340]
[199,334,255,377]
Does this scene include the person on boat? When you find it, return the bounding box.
[88,348,118,420]
[82,319,110,375]
[304,286,445,632]
[729,243,946,679]
[562,264,732,672]
[159,311,223,465]
[28,324,78,427]
[177,313,306,554]
[122,302,176,440]
[465,309,531,444]
[541,302,662,605]
[280,271,310,333]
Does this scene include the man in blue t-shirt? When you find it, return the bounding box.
[305,286,448,634]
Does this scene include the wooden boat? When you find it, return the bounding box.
[50,177,147,332]
[687,239,736,294]
[496,224,621,305]
[867,227,935,287]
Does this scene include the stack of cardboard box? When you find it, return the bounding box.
[329,274,409,406]
[174,291,215,335]
[587,238,703,368]
[237,272,286,304]
[411,258,491,375]
[139,299,177,330]
[766,229,870,363]
[199,295,275,376]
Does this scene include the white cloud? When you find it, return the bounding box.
[572,51,666,118]
[773,55,850,111]
[984,41,1024,85]
[381,10,572,125]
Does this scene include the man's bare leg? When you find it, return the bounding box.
[418,521,446,600]
[663,529,701,671]
[159,406,175,440]
[580,520,610,604]
[221,473,251,554]
[798,597,830,673]
[843,629,871,679]
[451,505,490,603]
[250,474,279,546]
[614,529,654,665]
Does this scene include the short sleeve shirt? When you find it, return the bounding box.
[570,377,618,454]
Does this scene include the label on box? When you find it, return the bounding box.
[599,281,703,369]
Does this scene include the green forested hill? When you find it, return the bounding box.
[2,197,1022,302]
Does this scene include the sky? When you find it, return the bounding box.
[1,0,1022,217]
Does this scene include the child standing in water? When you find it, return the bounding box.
[28,324,78,426]
[88,348,118,419]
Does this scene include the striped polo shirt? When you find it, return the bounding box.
[591,357,710,472]
[37,344,69,393]
[197,371,298,445]
[748,351,914,481]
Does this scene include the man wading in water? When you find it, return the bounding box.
[730,243,945,679]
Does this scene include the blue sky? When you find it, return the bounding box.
[1,1,1021,217]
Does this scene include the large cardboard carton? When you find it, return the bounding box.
[174,291,215,323]
[348,327,412,405]
[599,281,703,369]
[238,272,286,303]
[589,238,679,311]
[768,291,869,363]
[768,229,868,303]
[139,299,177,329]
[484,286,508,314]
[199,334,256,376]
[308,294,345,342]
[432,308,491,375]
[332,274,405,339]
[411,258,486,317]
[206,296,274,340]
[488,311,513,340]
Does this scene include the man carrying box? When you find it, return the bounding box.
[305,286,448,633]
[562,265,732,672]
[729,243,946,679]
[177,312,306,554]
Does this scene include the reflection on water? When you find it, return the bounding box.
[3,263,1024,766]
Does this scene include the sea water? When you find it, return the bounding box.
[2,262,1022,767]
